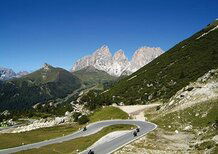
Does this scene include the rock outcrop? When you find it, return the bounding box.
[129,47,163,72]
[0,67,16,80]
[108,49,130,76]
[72,45,163,76]
[0,67,28,80]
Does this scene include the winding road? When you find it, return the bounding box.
[0,120,156,154]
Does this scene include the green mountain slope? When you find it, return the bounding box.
[97,20,218,105]
[0,64,81,111]
[72,66,117,89]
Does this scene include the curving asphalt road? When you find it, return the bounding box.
[0,120,156,154]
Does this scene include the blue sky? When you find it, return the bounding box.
[0,0,217,72]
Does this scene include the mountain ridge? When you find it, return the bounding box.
[0,67,28,80]
[71,45,163,76]
[103,20,218,104]
[0,63,81,111]
[80,20,218,108]
[72,66,117,89]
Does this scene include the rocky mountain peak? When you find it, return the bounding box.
[113,49,128,61]
[93,45,112,57]
[43,63,53,71]
[16,71,29,78]
[133,46,162,57]
[43,63,51,68]
[0,67,29,80]
[130,47,163,72]
[72,45,163,76]
[0,67,16,80]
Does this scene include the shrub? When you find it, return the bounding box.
[156,106,161,111]
[78,115,90,124]
[72,112,82,122]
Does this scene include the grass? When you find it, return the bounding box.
[0,123,81,149]
[16,124,135,154]
[0,106,129,150]
[153,100,218,132]
[72,66,117,88]
[150,99,218,151]
[144,106,160,120]
[89,106,129,122]
[195,140,216,150]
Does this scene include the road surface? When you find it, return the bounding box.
[0,120,156,154]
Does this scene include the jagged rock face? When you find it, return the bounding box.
[92,45,113,72]
[42,63,53,72]
[72,45,163,76]
[16,71,29,78]
[0,67,29,80]
[108,50,130,76]
[72,45,112,73]
[0,67,16,80]
[130,47,163,72]
[72,45,112,72]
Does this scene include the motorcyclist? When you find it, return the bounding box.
[88,149,94,154]
[136,128,140,132]
[133,131,137,137]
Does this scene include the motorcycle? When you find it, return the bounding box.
[88,149,94,154]
[133,131,137,137]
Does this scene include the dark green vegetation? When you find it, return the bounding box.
[32,102,74,117]
[77,115,90,124]
[72,66,117,90]
[0,100,76,122]
[80,89,112,110]
[72,112,82,122]
[0,123,81,149]
[0,106,129,150]
[17,124,134,154]
[0,64,81,111]
[94,20,218,105]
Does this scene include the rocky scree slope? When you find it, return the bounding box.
[162,69,218,113]
[153,69,218,153]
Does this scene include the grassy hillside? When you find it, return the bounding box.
[0,64,81,111]
[142,99,218,153]
[153,100,218,132]
[117,100,218,153]
[72,66,117,89]
[100,20,218,105]
[89,106,129,122]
